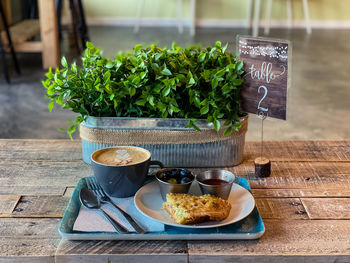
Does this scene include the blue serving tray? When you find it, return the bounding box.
[59,177,265,240]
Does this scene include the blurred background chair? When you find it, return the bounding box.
[134,0,197,36]
[264,0,311,35]
[56,0,89,53]
[250,0,311,37]
[0,0,20,83]
[134,0,184,34]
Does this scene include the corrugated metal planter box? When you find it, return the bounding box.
[80,116,248,167]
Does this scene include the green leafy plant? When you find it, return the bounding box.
[42,41,245,139]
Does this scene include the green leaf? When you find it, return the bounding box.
[200,105,209,115]
[61,57,68,68]
[103,71,111,82]
[67,125,76,134]
[217,113,224,118]
[106,62,114,68]
[132,76,141,85]
[236,61,243,71]
[222,43,228,53]
[45,68,54,79]
[216,68,226,77]
[161,68,172,76]
[223,126,232,136]
[213,119,220,132]
[162,86,171,97]
[233,123,242,131]
[48,100,54,112]
[198,52,206,62]
[56,78,63,86]
[233,79,243,86]
[157,102,167,112]
[224,120,231,126]
[211,77,219,89]
[148,95,155,106]
[188,77,195,85]
[194,97,201,108]
[192,123,201,132]
[129,87,136,97]
[140,72,147,79]
[129,56,138,65]
[86,42,94,49]
[135,99,147,106]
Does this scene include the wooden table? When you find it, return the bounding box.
[0,140,350,262]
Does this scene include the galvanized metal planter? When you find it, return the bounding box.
[80,116,248,168]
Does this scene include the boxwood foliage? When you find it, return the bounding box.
[43,41,245,139]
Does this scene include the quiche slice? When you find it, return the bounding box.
[163,193,231,225]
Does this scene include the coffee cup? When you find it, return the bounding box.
[91,146,163,198]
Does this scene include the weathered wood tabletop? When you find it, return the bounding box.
[0,140,349,263]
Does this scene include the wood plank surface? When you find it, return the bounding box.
[0,238,59,261]
[188,219,350,263]
[252,188,350,198]
[228,162,350,190]
[0,139,348,262]
[0,186,66,196]
[244,140,350,162]
[255,198,308,219]
[0,160,91,188]
[0,139,82,161]
[302,198,350,219]
[0,218,60,238]
[63,187,75,198]
[0,195,20,215]
[0,140,349,162]
[55,240,188,263]
[11,196,69,218]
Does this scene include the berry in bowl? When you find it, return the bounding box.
[155,168,195,201]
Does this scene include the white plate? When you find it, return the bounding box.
[134,180,255,228]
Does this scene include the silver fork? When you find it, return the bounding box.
[86,177,147,234]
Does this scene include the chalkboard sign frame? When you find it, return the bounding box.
[236,35,292,120]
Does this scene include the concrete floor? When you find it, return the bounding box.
[0,27,349,140]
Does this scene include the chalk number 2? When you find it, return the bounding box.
[257,86,268,112]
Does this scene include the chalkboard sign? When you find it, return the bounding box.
[237,36,291,120]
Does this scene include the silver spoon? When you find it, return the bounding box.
[79,187,130,234]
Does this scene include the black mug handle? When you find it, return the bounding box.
[149,160,164,168]
[145,160,164,182]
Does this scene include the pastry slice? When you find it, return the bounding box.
[163,193,231,225]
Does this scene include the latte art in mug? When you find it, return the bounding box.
[93,147,150,166]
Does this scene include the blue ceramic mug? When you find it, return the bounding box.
[91,146,163,197]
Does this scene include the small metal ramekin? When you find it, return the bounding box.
[155,168,194,201]
[196,170,235,200]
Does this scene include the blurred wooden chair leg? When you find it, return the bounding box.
[286,0,292,29]
[264,0,272,35]
[252,0,261,37]
[247,0,253,29]
[76,0,89,48]
[0,0,21,83]
[0,37,10,83]
[177,0,183,34]
[134,0,145,33]
[302,0,312,34]
[190,0,196,36]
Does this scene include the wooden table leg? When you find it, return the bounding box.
[38,0,59,69]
